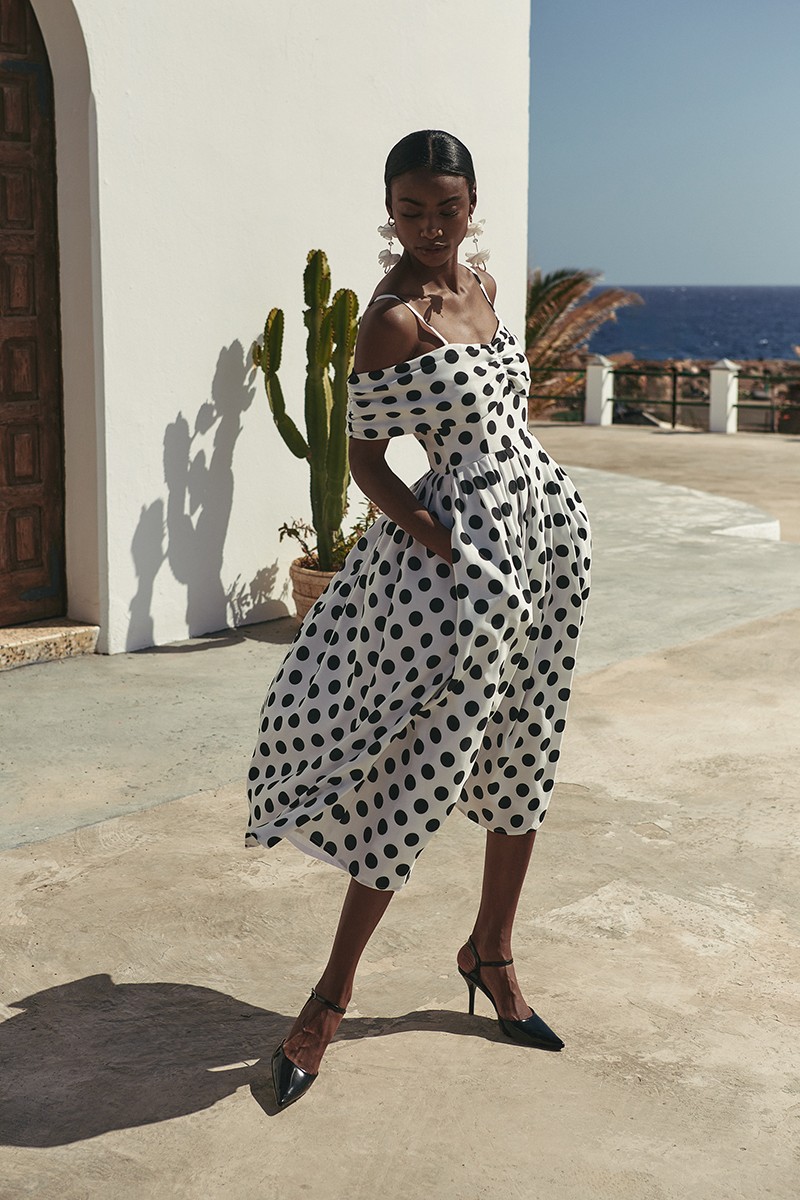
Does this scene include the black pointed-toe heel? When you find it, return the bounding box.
[271,986,347,1110]
[457,935,564,1051]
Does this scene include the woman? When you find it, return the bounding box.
[246,130,592,1110]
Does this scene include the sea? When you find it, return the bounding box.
[586,285,800,362]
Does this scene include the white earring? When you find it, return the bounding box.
[378,219,401,273]
[465,217,490,270]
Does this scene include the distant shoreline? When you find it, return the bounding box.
[594,283,800,289]
[586,284,800,362]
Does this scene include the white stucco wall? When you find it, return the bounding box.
[33,0,530,653]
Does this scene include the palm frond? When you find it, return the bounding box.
[525,268,643,411]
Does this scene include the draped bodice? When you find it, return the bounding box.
[346,324,531,473]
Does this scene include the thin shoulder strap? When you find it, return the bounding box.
[464,264,496,311]
[368,293,448,346]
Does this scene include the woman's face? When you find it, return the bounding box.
[388,169,474,267]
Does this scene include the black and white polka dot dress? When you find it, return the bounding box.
[246,273,592,891]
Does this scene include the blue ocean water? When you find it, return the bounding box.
[587,286,800,361]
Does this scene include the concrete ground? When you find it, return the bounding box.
[1,425,799,1199]
[530,421,800,544]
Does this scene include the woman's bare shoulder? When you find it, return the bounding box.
[468,266,498,304]
[353,297,420,374]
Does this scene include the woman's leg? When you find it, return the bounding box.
[281,877,394,1073]
[457,828,537,1021]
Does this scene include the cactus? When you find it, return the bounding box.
[253,249,359,572]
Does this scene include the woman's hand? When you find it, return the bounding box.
[348,439,454,565]
[429,523,453,564]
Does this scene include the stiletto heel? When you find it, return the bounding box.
[457,935,564,1051]
[271,986,348,1110]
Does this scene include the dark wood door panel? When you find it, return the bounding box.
[0,73,31,140]
[1,250,35,314]
[0,164,33,226]
[3,418,40,482]
[0,0,28,57]
[2,335,37,397]
[0,0,64,626]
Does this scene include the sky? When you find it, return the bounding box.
[529,0,800,285]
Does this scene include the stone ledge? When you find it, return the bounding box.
[0,619,100,672]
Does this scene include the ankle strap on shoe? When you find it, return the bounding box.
[309,986,347,1014]
[468,935,513,969]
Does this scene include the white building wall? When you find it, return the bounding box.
[34,0,530,652]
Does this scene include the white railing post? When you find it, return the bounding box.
[709,359,739,433]
[585,354,614,425]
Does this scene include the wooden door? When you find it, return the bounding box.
[0,0,65,625]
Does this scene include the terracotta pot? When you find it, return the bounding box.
[288,557,337,621]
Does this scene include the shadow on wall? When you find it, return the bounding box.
[127,340,289,651]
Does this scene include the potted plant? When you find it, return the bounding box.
[277,496,382,619]
[253,249,375,619]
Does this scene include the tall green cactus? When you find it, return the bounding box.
[253,249,359,572]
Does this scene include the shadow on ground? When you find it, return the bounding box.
[134,616,299,655]
[0,974,518,1143]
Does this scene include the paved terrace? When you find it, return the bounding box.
[1,425,798,1199]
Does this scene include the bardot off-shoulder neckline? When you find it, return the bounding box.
[349,318,506,381]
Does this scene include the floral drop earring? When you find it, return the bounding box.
[378,218,401,273]
[465,216,490,270]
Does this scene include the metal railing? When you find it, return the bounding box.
[736,368,800,433]
[529,361,800,433]
[612,364,710,428]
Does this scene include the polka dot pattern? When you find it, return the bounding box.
[245,320,592,890]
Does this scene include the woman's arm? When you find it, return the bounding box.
[348,439,453,565]
[349,299,453,563]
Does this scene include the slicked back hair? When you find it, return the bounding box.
[384,130,476,205]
